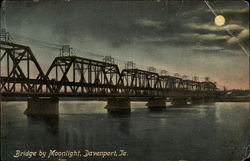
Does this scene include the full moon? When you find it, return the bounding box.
[214,15,225,26]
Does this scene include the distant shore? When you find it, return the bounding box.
[216,96,250,102]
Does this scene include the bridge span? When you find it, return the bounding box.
[0,41,218,115]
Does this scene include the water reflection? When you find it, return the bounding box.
[1,102,249,161]
[27,115,59,135]
[26,115,60,154]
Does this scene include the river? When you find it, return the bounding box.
[1,101,250,161]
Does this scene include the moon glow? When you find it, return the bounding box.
[214,15,226,26]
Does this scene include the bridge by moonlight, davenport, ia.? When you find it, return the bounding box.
[0,41,218,115]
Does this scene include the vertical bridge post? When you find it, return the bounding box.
[105,97,131,114]
[146,97,166,110]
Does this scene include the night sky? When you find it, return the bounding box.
[3,0,249,89]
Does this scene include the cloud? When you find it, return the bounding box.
[181,7,248,16]
[193,45,224,50]
[192,45,243,55]
[132,35,179,43]
[227,29,249,44]
[185,23,244,31]
[238,29,249,39]
[182,33,230,40]
[227,37,238,44]
[215,8,249,14]
[135,19,166,30]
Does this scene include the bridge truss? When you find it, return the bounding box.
[0,41,217,98]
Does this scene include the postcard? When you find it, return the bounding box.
[1,0,249,161]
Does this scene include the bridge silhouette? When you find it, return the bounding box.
[0,41,218,114]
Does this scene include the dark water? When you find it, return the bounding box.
[1,101,250,161]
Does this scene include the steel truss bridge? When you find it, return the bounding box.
[0,41,217,99]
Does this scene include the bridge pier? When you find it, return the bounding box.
[171,97,188,105]
[24,97,59,116]
[146,97,166,110]
[105,97,131,114]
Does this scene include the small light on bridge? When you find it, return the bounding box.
[148,67,156,73]
[174,73,180,78]
[125,61,136,69]
[60,45,73,57]
[103,56,115,64]
[160,70,168,76]
[182,75,188,80]
[193,76,199,81]
[205,77,210,81]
